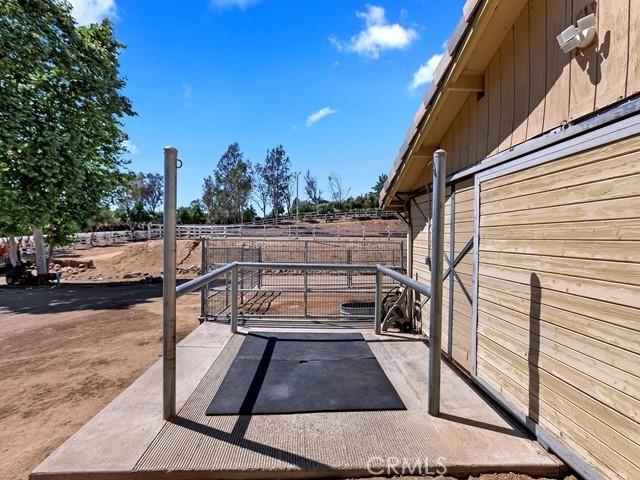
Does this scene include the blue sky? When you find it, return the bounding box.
[70,0,464,207]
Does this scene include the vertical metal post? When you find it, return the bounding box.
[200,239,207,321]
[231,267,238,333]
[374,270,382,334]
[303,241,309,317]
[428,149,446,416]
[405,204,414,327]
[162,146,178,420]
[258,248,263,288]
[295,171,300,223]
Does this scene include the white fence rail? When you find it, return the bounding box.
[2,219,407,252]
[248,209,397,225]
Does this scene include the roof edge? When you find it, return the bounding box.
[380,0,483,208]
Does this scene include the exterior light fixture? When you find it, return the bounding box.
[557,13,597,53]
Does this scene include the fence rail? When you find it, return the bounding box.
[247,209,398,225]
[176,261,429,334]
[200,238,405,322]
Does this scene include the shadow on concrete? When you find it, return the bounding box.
[438,412,526,438]
[172,416,330,471]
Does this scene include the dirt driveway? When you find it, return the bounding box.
[0,282,201,480]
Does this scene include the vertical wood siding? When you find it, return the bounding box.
[410,180,473,373]
[439,0,637,178]
[477,135,640,480]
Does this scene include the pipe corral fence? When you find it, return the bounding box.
[199,238,406,325]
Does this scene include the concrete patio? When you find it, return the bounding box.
[31,321,563,479]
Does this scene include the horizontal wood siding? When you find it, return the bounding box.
[477,135,640,480]
[438,0,637,177]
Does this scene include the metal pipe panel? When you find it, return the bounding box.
[374,270,382,334]
[376,265,431,298]
[176,263,236,297]
[231,268,238,333]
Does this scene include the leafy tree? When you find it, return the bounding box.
[177,200,206,224]
[0,0,134,275]
[242,205,257,223]
[328,173,350,203]
[372,173,388,203]
[202,143,252,224]
[138,173,163,213]
[296,200,316,215]
[262,145,291,224]
[304,170,322,204]
[113,173,160,227]
[201,175,219,223]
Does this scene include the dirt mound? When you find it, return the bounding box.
[55,239,202,283]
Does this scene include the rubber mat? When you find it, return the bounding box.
[206,332,406,415]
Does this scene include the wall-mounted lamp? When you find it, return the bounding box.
[556,13,597,54]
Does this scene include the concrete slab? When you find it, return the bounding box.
[31,324,562,480]
[31,322,233,477]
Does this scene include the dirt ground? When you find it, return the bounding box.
[0,282,201,480]
[52,239,202,282]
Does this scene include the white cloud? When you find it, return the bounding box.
[69,0,117,25]
[123,139,139,155]
[331,5,418,59]
[409,52,443,91]
[210,0,261,9]
[306,107,337,127]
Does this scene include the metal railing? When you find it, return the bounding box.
[162,147,447,420]
[176,261,429,333]
[200,238,406,322]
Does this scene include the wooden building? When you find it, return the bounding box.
[379,1,639,479]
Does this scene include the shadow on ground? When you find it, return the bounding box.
[0,281,179,315]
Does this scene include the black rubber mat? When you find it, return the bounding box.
[206,332,406,415]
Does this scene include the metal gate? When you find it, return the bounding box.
[200,238,404,326]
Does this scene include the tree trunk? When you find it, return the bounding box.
[32,227,48,276]
[7,236,20,266]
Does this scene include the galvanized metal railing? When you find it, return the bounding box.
[200,238,406,322]
[162,147,447,420]
[178,260,428,331]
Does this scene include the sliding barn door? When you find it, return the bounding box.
[474,133,640,480]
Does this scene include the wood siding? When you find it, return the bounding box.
[410,179,474,373]
[440,0,638,177]
[476,135,640,480]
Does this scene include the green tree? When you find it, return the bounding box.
[177,200,206,225]
[0,0,134,275]
[372,173,388,200]
[138,173,164,213]
[202,143,252,224]
[262,145,291,223]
